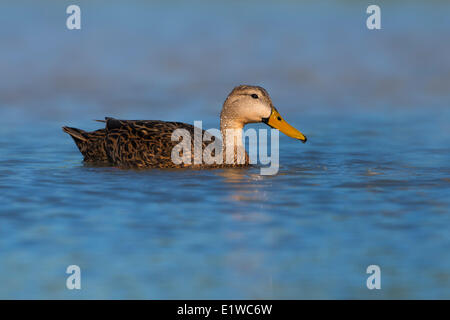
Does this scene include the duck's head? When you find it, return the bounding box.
[220,85,307,142]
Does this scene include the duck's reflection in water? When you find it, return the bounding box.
[215,168,269,204]
[214,168,275,298]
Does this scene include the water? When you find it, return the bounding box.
[1,1,449,299]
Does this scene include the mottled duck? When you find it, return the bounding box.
[62,85,307,168]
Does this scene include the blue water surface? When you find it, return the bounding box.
[0,0,449,299]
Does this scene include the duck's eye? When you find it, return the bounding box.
[251,94,258,99]
[277,116,282,121]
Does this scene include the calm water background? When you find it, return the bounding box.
[0,0,449,299]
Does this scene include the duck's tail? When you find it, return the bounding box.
[62,127,88,142]
[62,126,109,163]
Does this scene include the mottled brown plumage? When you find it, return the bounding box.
[63,118,248,168]
[62,127,109,164]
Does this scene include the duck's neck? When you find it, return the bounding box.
[220,117,246,164]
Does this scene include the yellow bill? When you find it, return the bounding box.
[262,107,307,143]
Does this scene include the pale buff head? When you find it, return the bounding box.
[220,85,307,142]
[220,85,273,129]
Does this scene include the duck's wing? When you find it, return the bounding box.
[103,117,215,168]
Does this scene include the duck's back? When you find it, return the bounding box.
[63,118,225,168]
[104,118,204,168]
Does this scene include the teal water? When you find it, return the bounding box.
[0,1,449,299]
